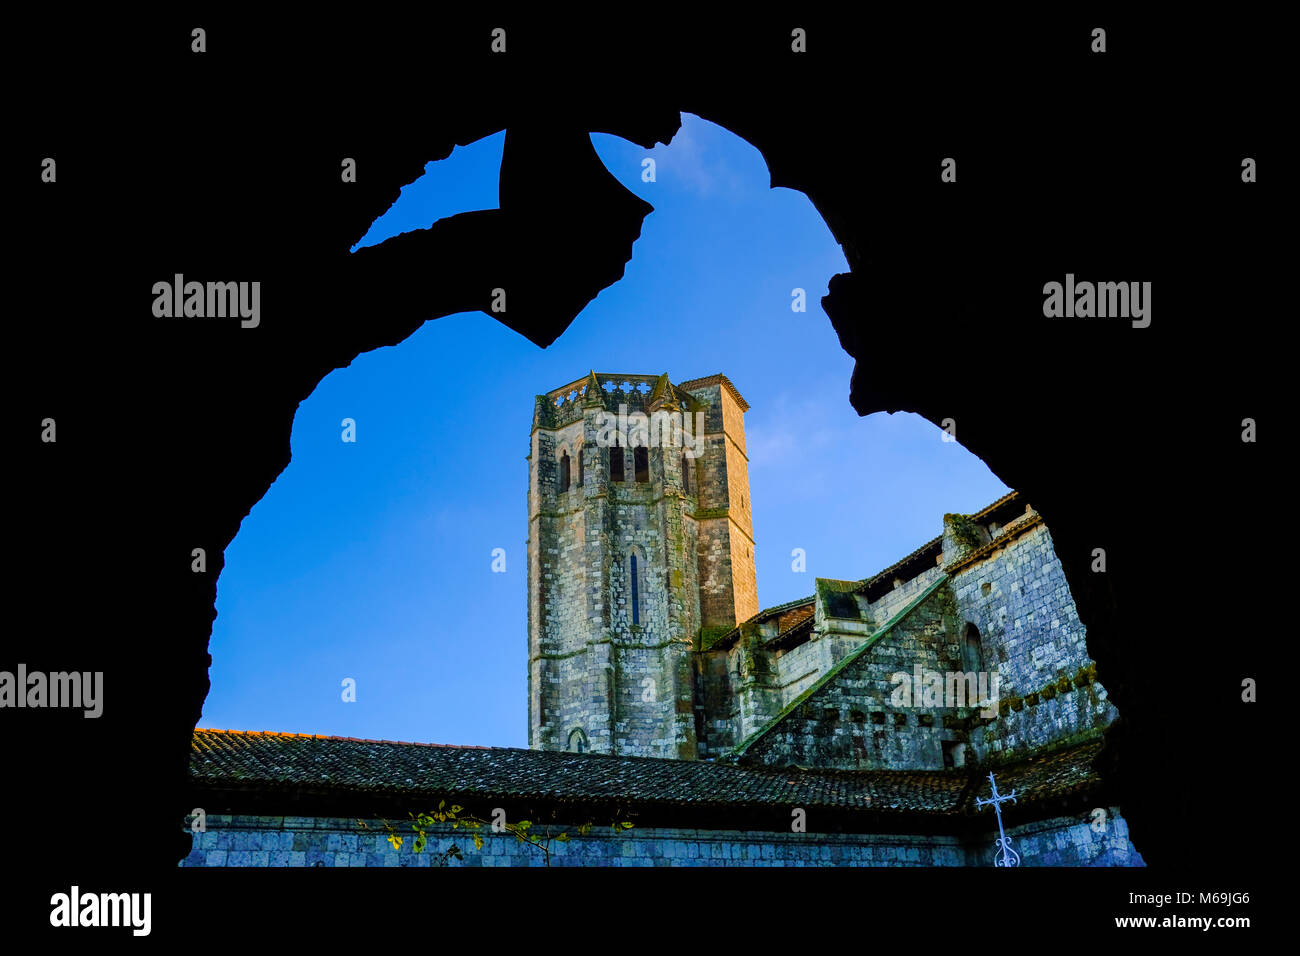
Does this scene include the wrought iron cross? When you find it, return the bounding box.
[975,771,1021,867]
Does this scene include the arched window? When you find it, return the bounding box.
[962,622,983,673]
[575,443,583,486]
[630,553,640,624]
[942,740,967,768]
[567,728,588,753]
[609,447,624,483]
[681,453,690,492]
[559,451,571,492]
[634,446,649,483]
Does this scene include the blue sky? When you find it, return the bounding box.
[201,114,1009,746]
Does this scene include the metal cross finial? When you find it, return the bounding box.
[975,771,1021,867]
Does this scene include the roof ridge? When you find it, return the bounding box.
[850,492,1019,596]
[707,595,816,649]
[971,490,1019,519]
[186,726,1103,816]
[193,728,496,750]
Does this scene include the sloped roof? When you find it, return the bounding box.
[190,728,1103,819]
[704,594,815,651]
[710,493,1019,650]
[766,613,816,650]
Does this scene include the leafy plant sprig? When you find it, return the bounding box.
[359,800,633,866]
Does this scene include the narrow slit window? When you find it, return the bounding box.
[634,446,649,483]
[630,553,640,625]
[559,452,571,492]
[681,453,690,492]
[963,623,983,673]
[610,448,624,482]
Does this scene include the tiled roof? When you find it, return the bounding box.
[707,595,815,650]
[190,728,1103,817]
[972,490,1019,519]
[706,494,1022,649]
[945,512,1045,576]
[853,535,944,595]
[755,594,816,620]
[765,614,816,650]
[853,492,1019,597]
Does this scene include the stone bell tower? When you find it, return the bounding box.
[527,372,757,759]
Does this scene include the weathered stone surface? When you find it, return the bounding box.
[530,373,755,758]
[180,811,1142,867]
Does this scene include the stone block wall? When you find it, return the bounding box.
[682,380,757,629]
[947,520,1116,762]
[767,633,837,709]
[742,582,969,769]
[693,651,736,758]
[179,810,1143,867]
[1000,807,1145,867]
[532,373,758,759]
[725,516,1114,770]
[870,564,946,625]
[529,412,592,752]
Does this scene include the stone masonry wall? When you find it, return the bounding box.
[870,564,946,626]
[720,516,1114,770]
[947,520,1116,763]
[742,583,969,770]
[693,430,740,633]
[693,651,736,758]
[602,437,698,757]
[700,565,953,758]
[532,375,729,759]
[179,809,1142,866]
[683,381,757,631]
[529,415,600,752]
[766,632,837,711]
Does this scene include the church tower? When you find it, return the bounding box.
[527,372,757,758]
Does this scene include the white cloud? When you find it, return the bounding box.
[659,115,743,198]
